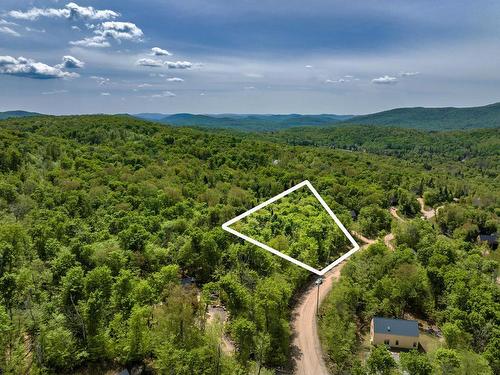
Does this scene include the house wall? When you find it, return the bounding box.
[371,332,419,349]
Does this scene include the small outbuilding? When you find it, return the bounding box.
[477,233,498,249]
[370,317,419,349]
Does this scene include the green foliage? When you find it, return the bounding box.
[230,317,256,364]
[119,223,150,251]
[400,350,432,375]
[433,348,462,375]
[0,114,497,373]
[366,345,396,375]
[358,205,392,237]
[39,314,78,370]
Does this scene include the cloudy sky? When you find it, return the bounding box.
[0,0,499,115]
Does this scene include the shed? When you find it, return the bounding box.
[477,233,498,249]
[370,317,419,349]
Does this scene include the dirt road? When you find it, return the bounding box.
[291,265,343,375]
[291,235,374,375]
[417,198,435,219]
[384,233,395,250]
[207,305,235,354]
[389,207,405,222]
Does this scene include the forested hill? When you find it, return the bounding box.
[271,125,499,169]
[132,102,500,131]
[0,115,498,374]
[0,110,42,120]
[133,113,354,131]
[345,102,500,130]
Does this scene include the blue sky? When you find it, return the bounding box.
[1,0,499,114]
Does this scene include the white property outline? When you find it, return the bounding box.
[222,180,360,276]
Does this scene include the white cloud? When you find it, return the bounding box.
[244,86,255,90]
[372,75,398,84]
[165,61,192,69]
[71,25,81,31]
[70,21,143,47]
[137,83,152,88]
[0,19,17,26]
[101,92,111,96]
[0,26,20,37]
[325,78,347,83]
[151,47,172,56]
[136,58,163,67]
[42,89,68,95]
[25,26,46,33]
[8,2,119,21]
[57,55,85,69]
[166,77,184,82]
[8,8,67,20]
[99,21,143,41]
[305,65,313,68]
[90,76,110,85]
[0,55,79,79]
[150,73,166,78]
[70,35,110,48]
[399,71,420,77]
[151,91,176,98]
[65,3,119,20]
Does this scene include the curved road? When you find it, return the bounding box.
[291,236,374,375]
[291,265,343,375]
[292,199,438,374]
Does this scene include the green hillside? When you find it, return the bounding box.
[0,115,498,374]
[346,102,500,130]
[0,110,42,120]
[132,103,500,131]
[271,125,499,170]
[134,113,353,131]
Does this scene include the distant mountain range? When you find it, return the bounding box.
[134,102,500,131]
[347,102,500,130]
[0,110,41,120]
[2,102,500,131]
[134,113,354,131]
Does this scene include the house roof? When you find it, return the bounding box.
[478,234,498,244]
[372,317,419,337]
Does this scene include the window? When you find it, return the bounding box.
[395,340,399,346]
[384,339,390,345]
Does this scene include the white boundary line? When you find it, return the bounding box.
[221,180,360,276]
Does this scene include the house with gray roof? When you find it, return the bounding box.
[370,317,419,349]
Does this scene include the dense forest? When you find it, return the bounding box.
[269,126,499,170]
[230,187,352,271]
[0,115,498,374]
